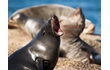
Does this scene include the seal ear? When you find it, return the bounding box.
[72,7,82,16]
[43,30,46,36]
[71,7,85,20]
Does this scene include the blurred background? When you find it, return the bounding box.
[8,0,101,34]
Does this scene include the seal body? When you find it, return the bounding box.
[59,7,101,64]
[8,15,63,70]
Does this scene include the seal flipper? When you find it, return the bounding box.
[81,45,101,65]
[35,58,51,70]
[35,58,44,70]
[43,60,51,70]
[89,51,101,65]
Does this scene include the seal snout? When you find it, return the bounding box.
[52,15,63,36]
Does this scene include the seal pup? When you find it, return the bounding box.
[59,7,101,65]
[9,13,44,37]
[8,15,63,70]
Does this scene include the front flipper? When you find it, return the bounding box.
[35,58,51,70]
[35,58,43,70]
[81,46,101,65]
[43,60,51,70]
[89,51,101,65]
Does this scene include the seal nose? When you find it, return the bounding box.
[52,15,58,20]
[53,15,57,18]
[52,15,59,23]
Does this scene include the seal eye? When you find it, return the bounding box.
[43,30,45,36]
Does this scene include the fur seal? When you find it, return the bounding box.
[8,4,95,34]
[8,15,63,70]
[59,7,101,65]
[8,4,100,65]
[9,13,44,37]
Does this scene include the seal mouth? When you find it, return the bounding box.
[52,15,63,36]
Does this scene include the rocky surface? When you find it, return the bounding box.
[8,27,101,70]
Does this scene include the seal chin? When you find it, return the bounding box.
[52,15,63,36]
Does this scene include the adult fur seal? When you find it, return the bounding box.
[8,4,100,65]
[8,4,95,34]
[8,15,63,70]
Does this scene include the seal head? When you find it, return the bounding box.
[44,15,63,36]
[60,7,85,38]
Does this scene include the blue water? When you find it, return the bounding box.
[8,0,101,34]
